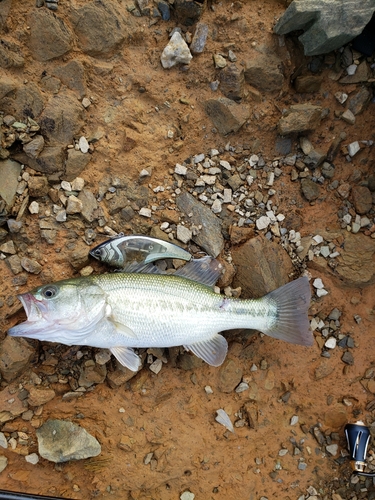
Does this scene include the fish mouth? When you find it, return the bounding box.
[8,294,49,338]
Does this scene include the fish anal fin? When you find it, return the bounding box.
[175,257,223,287]
[110,346,141,372]
[184,334,228,367]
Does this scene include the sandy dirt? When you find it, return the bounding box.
[1,1,375,499]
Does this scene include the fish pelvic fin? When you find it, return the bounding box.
[184,333,228,366]
[110,346,141,372]
[264,276,313,346]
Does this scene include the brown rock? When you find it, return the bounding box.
[204,97,250,135]
[29,9,72,61]
[314,361,335,380]
[106,367,138,388]
[28,176,50,197]
[348,87,371,116]
[323,407,348,429]
[64,149,91,181]
[351,185,372,214]
[335,232,375,285]
[219,63,245,102]
[78,364,107,388]
[244,52,284,92]
[231,234,294,298]
[294,75,322,93]
[27,386,56,406]
[0,387,25,423]
[229,226,255,246]
[339,61,369,84]
[0,336,36,382]
[278,104,323,135]
[218,358,243,393]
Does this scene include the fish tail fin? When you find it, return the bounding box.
[264,276,313,346]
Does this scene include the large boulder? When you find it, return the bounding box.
[274,0,375,56]
[29,9,73,61]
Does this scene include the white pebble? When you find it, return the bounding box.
[312,234,324,244]
[176,224,192,244]
[139,169,151,178]
[82,97,91,108]
[118,407,125,413]
[313,278,324,289]
[219,160,231,170]
[175,163,187,175]
[346,64,357,75]
[348,141,360,157]
[256,216,271,230]
[204,385,213,394]
[28,201,39,214]
[194,153,205,163]
[71,177,85,191]
[223,188,232,203]
[25,453,39,465]
[201,175,216,185]
[160,222,169,230]
[0,432,7,449]
[78,136,89,153]
[180,492,195,500]
[290,415,299,426]
[149,358,162,374]
[139,207,152,218]
[235,382,249,393]
[316,288,328,297]
[325,337,337,349]
[215,409,234,433]
[61,180,71,191]
[211,199,222,214]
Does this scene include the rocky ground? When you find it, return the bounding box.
[1,1,375,499]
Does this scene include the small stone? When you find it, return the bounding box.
[0,240,16,255]
[351,185,372,215]
[235,382,249,393]
[256,216,271,230]
[175,163,187,175]
[213,53,227,68]
[301,178,320,201]
[313,278,324,289]
[78,136,90,154]
[71,177,85,191]
[325,337,337,349]
[66,195,83,214]
[298,462,307,470]
[139,207,152,218]
[316,288,328,297]
[149,358,162,374]
[161,32,192,69]
[180,492,195,500]
[0,433,7,449]
[290,415,299,426]
[342,351,354,365]
[25,453,39,465]
[279,448,289,456]
[211,199,222,214]
[190,22,208,54]
[326,444,338,456]
[28,201,40,214]
[82,97,91,108]
[176,224,192,244]
[20,257,42,274]
[219,160,231,170]
[204,385,213,394]
[61,180,71,191]
[341,109,355,125]
[347,141,360,157]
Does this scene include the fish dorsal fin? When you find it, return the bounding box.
[110,346,141,372]
[184,334,228,367]
[119,261,164,274]
[175,256,223,287]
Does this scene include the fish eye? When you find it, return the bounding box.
[42,286,58,299]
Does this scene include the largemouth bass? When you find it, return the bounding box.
[8,259,312,371]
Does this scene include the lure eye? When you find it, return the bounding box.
[42,286,58,299]
[93,249,101,256]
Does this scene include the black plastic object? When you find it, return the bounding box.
[345,421,375,476]
[351,11,375,56]
[0,491,67,500]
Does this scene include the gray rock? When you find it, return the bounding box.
[78,189,99,223]
[176,192,224,257]
[0,336,36,382]
[20,257,42,274]
[0,82,44,120]
[6,254,23,275]
[190,22,209,54]
[66,195,83,215]
[71,1,126,57]
[231,234,294,298]
[277,104,322,135]
[0,39,25,69]
[0,159,22,208]
[172,0,206,26]
[304,149,326,169]
[36,419,101,463]
[218,358,243,393]
[161,31,192,68]
[204,97,250,135]
[339,61,369,84]
[348,87,372,116]
[65,149,91,181]
[14,147,65,176]
[274,0,375,56]
[29,9,72,61]
[0,0,12,31]
[244,52,284,92]
[78,364,107,388]
[301,178,321,201]
[53,61,87,98]
[219,64,245,102]
[40,93,84,145]
[23,135,45,159]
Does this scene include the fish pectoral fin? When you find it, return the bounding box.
[184,334,228,367]
[110,346,141,372]
[109,319,138,338]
